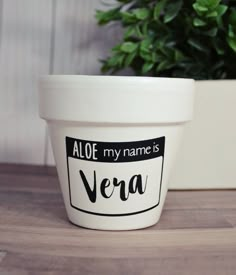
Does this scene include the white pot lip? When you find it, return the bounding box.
[39,75,195,124]
[40,74,194,92]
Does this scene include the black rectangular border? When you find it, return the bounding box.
[66,136,165,217]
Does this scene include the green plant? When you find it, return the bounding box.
[96,0,236,79]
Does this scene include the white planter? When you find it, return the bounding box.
[39,75,194,230]
[170,80,236,189]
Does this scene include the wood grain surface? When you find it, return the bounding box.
[0,164,236,275]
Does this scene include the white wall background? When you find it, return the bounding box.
[0,0,235,189]
[0,0,121,165]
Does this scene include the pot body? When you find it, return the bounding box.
[48,122,184,230]
[39,75,195,230]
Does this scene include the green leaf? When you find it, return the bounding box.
[124,51,137,67]
[154,0,166,20]
[212,39,225,55]
[106,56,119,67]
[117,54,125,66]
[187,38,209,53]
[215,5,228,17]
[124,25,143,39]
[124,26,135,39]
[101,64,109,73]
[154,36,168,50]
[197,0,220,10]
[203,27,218,37]
[120,42,138,53]
[133,8,150,20]
[121,12,137,24]
[159,47,174,58]
[152,52,158,62]
[142,62,154,74]
[229,10,236,26]
[140,50,152,61]
[96,0,234,79]
[210,60,224,72]
[96,8,121,25]
[209,0,221,9]
[228,24,235,38]
[164,0,183,23]
[193,18,207,26]
[105,53,125,69]
[216,16,223,28]
[140,39,152,53]
[135,25,143,37]
[156,60,174,72]
[142,21,149,36]
[111,44,121,52]
[174,50,185,62]
[206,11,218,18]
[193,3,208,13]
[227,36,236,52]
[101,54,125,72]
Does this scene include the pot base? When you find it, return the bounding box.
[66,207,163,231]
[69,219,160,231]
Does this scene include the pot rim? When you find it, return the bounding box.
[40,74,194,90]
[39,75,195,124]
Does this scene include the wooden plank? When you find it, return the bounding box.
[1,225,236,257]
[0,0,53,164]
[1,222,236,249]
[0,166,234,230]
[0,250,7,263]
[0,164,236,274]
[164,190,236,210]
[220,209,236,227]
[0,204,232,231]
[0,163,56,175]
[1,184,233,229]
[0,268,28,275]
[1,250,236,275]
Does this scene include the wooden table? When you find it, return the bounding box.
[0,164,236,275]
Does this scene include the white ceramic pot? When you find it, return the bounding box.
[39,75,195,230]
